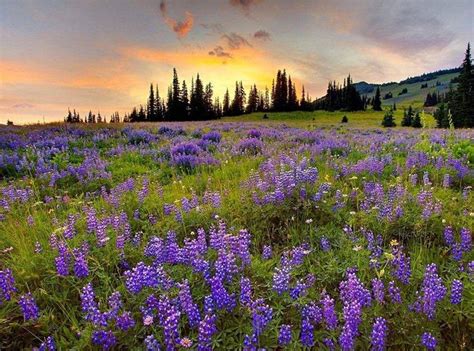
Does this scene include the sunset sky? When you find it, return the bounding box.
[1,0,473,124]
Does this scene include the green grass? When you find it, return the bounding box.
[223,109,437,128]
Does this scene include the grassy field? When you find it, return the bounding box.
[223,109,437,128]
[0,116,472,350]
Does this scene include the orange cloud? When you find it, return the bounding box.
[160,1,194,38]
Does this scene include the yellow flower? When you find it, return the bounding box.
[390,239,399,246]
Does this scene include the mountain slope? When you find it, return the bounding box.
[354,68,461,108]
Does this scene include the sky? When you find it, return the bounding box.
[0,0,473,124]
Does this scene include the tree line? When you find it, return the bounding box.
[434,43,474,128]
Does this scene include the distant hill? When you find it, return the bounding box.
[354,67,461,107]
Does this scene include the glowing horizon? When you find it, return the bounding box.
[1,0,472,124]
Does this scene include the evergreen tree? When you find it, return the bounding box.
[223,89,230,116]
[412,111,422,128]
[401,106,414,126]
[382,109,396,127]
[65,109,73,123]
[372,87,382,111]
[147,84,156,121]
[181,80,189,119]
[448,43,474,127]
[190,74,205,120]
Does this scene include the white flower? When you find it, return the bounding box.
[214,214,220,219]
[305,219,313,224]
[353,245,362,251]
[349,211,356,215]
[442,219,446,224]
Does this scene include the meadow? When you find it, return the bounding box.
[0,113,473,350]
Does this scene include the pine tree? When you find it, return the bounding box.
[223,89,230,116]
[412,111,422,128]
[147,84,156,121]
[401,106,414,126]
[372,87,382,111]
[181,80,189,119]
[382,109,396,127]
[448,43,474,127]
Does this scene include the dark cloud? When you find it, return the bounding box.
[229,0,263,15]
[222,32,252,50]
[12,103,34,109]
[253,30,271,41]
[159,0,194,38]
[208,46,232,58]
[200,23,225,35]
[359,5,454,54]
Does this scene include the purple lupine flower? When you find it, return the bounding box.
[443,226,455,247]
[144,334,161,351]
[300,316,314,347]
[451,243,463,261]
[388,281,402,304]
[116,311,135,331]
[73,242,89,278]
[18,293,39,321]
[450,279,463,305]
[91,330,117,350]
[55,241,70,276]
[421,332,437,350]
[278,324,292,346]
[38,336,56,351]
[320,293,338,330]
[442,174,450,188]
[124,262,173,294]
[157,296,181,350]
[0,268,17,302]
[80,283,107,327]
[250,299,273,338]
[390,244,411,285]
[107,291,122,320]
[460,228,472,253]
[370,317,388,351]
[262,245,272,259]
[272,260,291,295]
[198,313,217,351]
[63,214,77,239]
[208,276,236,311]
[323,338,336,350]
[290,274,315,300]
[414,263,446,320]
[240,276,252,306]
[34,241,42,254]
[214,248,238,282]
[320,236,331,252]
[177,280,201,328]
[372,278,385,304]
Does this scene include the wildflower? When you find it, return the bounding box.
[321,293,338,330]
[450,279,463,305]
[240,276,252,306]
[320,236,331,252]
[91,330,116,350]
[198,313,217,351]
[0,268,17,302]
[370,317,388,351]
[177,280,201,328]
[421,332,437,350]
[278,324,292,346]
[388,281,402,304]
[372,278,385,304]
[144,335,160,351]
[116,311,135,331]
[18,293,39,321]
[262,245,272,259]
[38,336,56,351]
